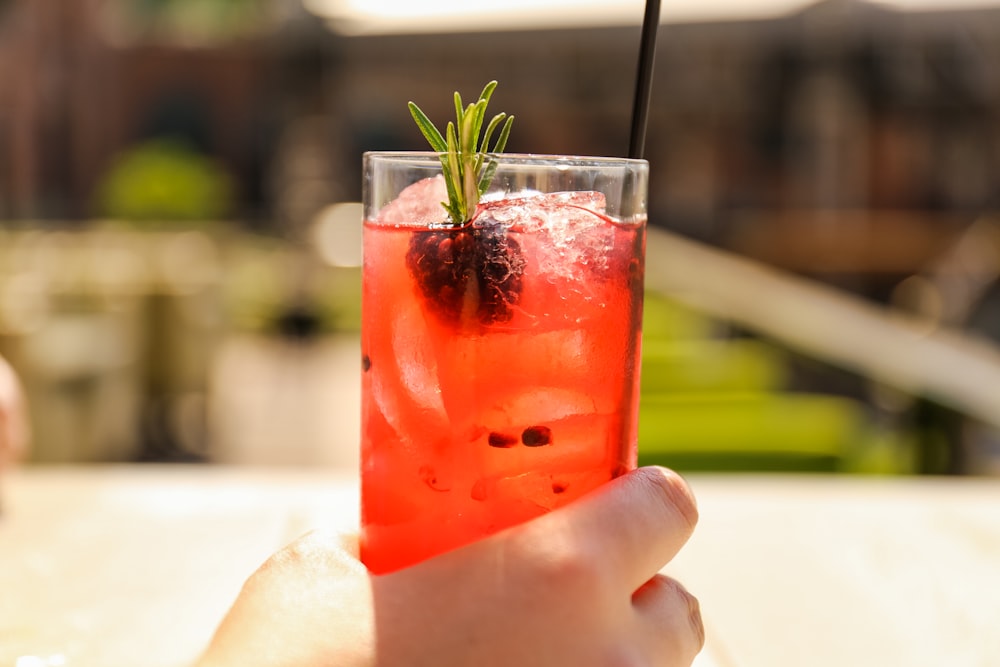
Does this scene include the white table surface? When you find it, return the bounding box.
[2,465,999,667]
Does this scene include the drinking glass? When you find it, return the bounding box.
[361,152,648,574]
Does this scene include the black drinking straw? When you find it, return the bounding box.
[628,0,661,160]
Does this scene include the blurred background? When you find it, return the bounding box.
[3,0,1000,475]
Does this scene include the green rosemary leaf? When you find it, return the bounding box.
[408,80,512,224]
[478,80,498,107]
[453,92,464,132]
[407,102,447,154]
[481,113,505,155]
[478,156,499,196]
[470,100,488,152]
[445,122,465,218]
[463,163,478,220]
[461,103,478,156]
[492,115,514,154]
[441,162,461,221]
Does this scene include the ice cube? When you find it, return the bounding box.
[473,191,619,318]
[478,191,614,279]
[393,305,447,416]
[477,190,607,234]
[369,294,450,450]
[376,176,449,227]
[545,190,608,215]
[485,468,615,510]
[391,297,448,418]
[476,386,597,434]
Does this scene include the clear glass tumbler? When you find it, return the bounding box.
[361,152,648,574]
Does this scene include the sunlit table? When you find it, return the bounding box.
[2,465,999,667]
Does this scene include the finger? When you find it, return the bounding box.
[336,531,362,560]
[632,574,705,664]
[261,529,366,579]
[525,466,699,592]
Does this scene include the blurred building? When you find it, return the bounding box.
[4,0,1000,311]
[319,1,1000,295]
[0,0,332,229]
[3,0,1000,469]
[2,1,999,261]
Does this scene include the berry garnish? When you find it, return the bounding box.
[406,82,523,325]
[521,426,553,447]
[406,221,524,325]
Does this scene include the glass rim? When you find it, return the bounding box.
[363,151,648,169]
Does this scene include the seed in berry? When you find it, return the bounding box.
[522,426,552,447]
[361,354,371,372]
[488,432,518,448]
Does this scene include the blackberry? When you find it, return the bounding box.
[406,219,525,326]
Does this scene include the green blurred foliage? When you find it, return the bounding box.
[638,290,917,474]
[96,139,235,224]
[125,0,268,42]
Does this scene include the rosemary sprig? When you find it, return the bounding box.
[408,80,514,225]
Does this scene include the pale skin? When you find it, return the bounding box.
[197,466,704,667]
[0,354,29,471]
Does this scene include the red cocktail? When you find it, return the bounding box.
[361,152,648,574]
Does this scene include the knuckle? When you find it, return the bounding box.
[633,467,699,532]
[513,535,608,595]
[640,575,705,656]
[257,530,329,574]
[685,588,706,650]
[663,577,706,653]
[539,548,605,589]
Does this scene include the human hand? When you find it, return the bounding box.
[0,355,28,470]
[196,466,703,667]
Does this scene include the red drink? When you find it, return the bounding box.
[361,154,647,574]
